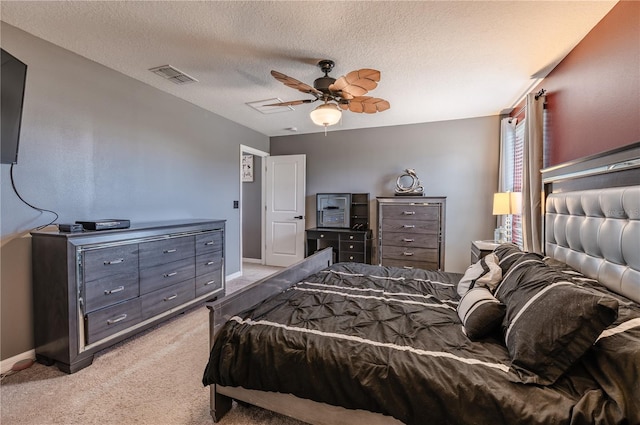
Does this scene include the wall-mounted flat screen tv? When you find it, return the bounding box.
[1,48,28,164]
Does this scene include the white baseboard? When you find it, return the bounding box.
[242,257,262,264]
[226,271,242,281]
[1,349,35,374]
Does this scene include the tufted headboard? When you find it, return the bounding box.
[545,186,639,303]
[541,142,640,304]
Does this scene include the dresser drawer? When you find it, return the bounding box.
[196,231,223,255]
[339,252,365,263]
[82,245,138,283]
[195,253,223,277]
[382,246,439,263]
[85,298,142,344]
[381,232,439,248]
[139,236,194,269]
[340,240,363,252]
[381,258,439,271]
[306,230,339,241]
[381,219,439,234]
[84,272,139,313]
[195,270,224,297]
[141,279,194,320]
[381,204,439,221]
[139,256,195,294]
[341,232,366,242]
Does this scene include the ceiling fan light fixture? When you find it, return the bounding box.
[310,103,342,127]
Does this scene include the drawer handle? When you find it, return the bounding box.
[104,258,124,265]
[403,238,415,242]
[349,256,354,260]
[163,272,178,278]
[349,245,354,249]
[349,235,354,240]
[205,261,215,266]
[104,286,125,295]
[204,280,216,286]
[403,211,416,215]
[204,241,214,246]
[403,266,414,270]
[320,234,325,238]
[164,294,178,302]
[403,252,414,256]
[402,224,415,228]
[107,314,127,325]
[164,249,177,253]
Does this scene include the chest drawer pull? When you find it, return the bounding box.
[107,314,127,325]
[402,224,415,228]
[403,211,416,215]
[403,266,414,270]
[403,238,415,242]
[164,249,177,253]
[163,272,178,278]
[205,261,215,266]
[204,280,216,286]
[403,252,414,256]
[163,294,178,302]
[204,241,214,246]
[349,235,354,240]
[104,286,125,295]
[103,258,124,265]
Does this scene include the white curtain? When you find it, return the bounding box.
[521,93,544,253]
[497,117,517,230]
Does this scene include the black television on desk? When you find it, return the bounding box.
[1,48,28,165]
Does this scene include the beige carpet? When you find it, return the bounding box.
[0,263,308,425]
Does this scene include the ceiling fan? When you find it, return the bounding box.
[267,59,390,130]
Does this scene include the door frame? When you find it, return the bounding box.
[239,145,269,275]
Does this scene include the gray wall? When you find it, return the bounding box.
[242,154,262,260]
[0,24,269,360]
[271,116,500,274]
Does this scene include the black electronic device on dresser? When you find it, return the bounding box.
[31,219,225,373]
[307,193,372,263]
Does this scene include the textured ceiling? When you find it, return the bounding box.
[1,1,617,137]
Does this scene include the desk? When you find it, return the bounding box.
[306,228,372,264]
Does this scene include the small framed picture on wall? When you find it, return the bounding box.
[242,154,254,182]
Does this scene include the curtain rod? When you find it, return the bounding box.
[510,88,547,119]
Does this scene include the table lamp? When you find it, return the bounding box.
[493,192,522,243]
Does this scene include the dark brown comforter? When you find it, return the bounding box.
[203,262,640,425]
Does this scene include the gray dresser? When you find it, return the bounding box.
[377,197,446,270]
[31,219,225,373]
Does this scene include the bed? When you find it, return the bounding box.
[203,142,640,425]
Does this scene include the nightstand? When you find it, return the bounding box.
[471,240,500,264]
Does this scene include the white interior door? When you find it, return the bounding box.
[265,154,306,267]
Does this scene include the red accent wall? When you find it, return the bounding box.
[515,1,640,166]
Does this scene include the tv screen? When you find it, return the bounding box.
[1,48,28,164]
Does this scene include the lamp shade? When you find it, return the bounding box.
[310,103,342,127]
[493,192,522,215]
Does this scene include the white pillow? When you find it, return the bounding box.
[456,253,502,297]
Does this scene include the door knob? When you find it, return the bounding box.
[294,215,304,219]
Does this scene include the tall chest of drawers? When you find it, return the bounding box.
[377,197,446,270]
[31,219,225,373]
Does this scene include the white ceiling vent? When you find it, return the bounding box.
[149,65,198,85]
[246,98,294,114]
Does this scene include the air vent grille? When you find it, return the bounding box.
[149,65,198,85]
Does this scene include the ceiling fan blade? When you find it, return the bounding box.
[347,96,390,114]
[271,70,322,96]
[263,99,315,107]
[329,69,381,98]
